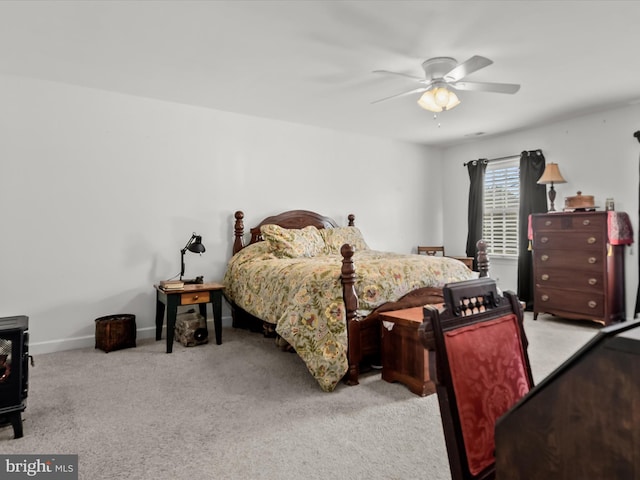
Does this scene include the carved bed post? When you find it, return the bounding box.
[233,211,245,255]
[340,243,360,386]
[476,239,489,278]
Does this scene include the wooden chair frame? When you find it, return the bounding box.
[417,245,446,256]
[419,278,534,480]
[417,245,475,271]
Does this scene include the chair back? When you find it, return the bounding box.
[419,277,534,480]
[417,245,445,256]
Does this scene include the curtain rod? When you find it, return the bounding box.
[463,149,543,167]
[463,154,519,167]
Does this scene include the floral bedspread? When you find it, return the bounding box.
[223,242,473,392]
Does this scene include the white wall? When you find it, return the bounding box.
[0,74,443,353]
[7,73,632,354]
[442,104,640,318]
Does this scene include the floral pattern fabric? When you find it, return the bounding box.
[223,241,473,392]
[261,224,326,258]
[320,226,369,254]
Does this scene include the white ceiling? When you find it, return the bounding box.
[1,1,640,147]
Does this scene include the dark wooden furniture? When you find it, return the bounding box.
[495,320,640,479]
[380,305,440,396]
[419,278,534,480]
[531,211,625,325]
[229,210,490,387]
[154,282,223,353]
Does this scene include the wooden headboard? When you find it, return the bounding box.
[232,210,355,255]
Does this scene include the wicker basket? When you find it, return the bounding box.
[95,314,136,353]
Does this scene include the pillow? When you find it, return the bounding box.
[321,226,370,254]
[260,224,325,258]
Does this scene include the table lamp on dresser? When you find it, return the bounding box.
[537,162,567,212]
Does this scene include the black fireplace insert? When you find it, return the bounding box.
[0,315,30,439]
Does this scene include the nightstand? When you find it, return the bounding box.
[154,282,223,353]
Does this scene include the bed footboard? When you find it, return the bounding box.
[340,244,361,385]
[339,239,490,386]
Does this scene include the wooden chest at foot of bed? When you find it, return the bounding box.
[95,314,136,353]
[380,307,436,396]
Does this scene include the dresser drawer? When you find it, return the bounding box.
[534,231,605,251]
[535,288,604,318]
[534,269,604,293]
[181,291,210,305]
[532,213,606,233]
[534,249,605,271]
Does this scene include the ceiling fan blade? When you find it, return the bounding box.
[371,87,428,104]
[372,70,426,82]
[443,55,493,82]
[451,81,521,94]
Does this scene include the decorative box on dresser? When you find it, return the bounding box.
[531,211,626,326]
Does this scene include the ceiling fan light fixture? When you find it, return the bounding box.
[417,87,460,112]
[417,90,442,112]
[375,55,519,111]
[434,87,451,107]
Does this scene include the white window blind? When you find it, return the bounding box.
[482,159,520,256]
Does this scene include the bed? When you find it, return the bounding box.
[223,209,488,392]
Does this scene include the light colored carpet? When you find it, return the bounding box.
[0,313,599,480]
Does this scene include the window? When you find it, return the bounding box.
[482,159,520,257]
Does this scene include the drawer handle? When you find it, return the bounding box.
[193,295,199,300]
[541,274,549,281]
[545,220,552,226]
[583,219,590,226]
[588,278,597,286]
[588,257,597,264]
[541,254,549,262]
[588,300,597,309]
[587,236,597,244]
[541,294,549,302]
[540,236,549,244]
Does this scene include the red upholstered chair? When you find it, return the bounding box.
[419,278,534,480]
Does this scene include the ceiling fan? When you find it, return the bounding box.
[372,55,520,112]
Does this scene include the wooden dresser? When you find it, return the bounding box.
[531,211,625,326]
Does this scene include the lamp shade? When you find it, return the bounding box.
[537,163,567,185]
[417,87,460,113]
[180,233,206,281]
[187,235,205,254]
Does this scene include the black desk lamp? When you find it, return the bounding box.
[180,233,205,284]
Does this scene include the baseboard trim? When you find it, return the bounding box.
[28,316,232,355]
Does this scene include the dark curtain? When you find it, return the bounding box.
[466,160,487,270]
[634,131,640,317]
[517,150,548,309]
